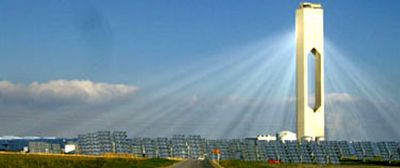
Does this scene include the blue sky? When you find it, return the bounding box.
[0,0,399,140]
[1,0,398,84]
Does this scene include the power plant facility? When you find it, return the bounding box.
[1,132,400,164]
[1,2,400,167]
[296,2,325,141]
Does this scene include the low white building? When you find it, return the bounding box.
[256,134,277,141]
[64,144,76,154]
[278,131,297,142]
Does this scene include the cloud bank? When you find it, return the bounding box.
[0,80,138,108]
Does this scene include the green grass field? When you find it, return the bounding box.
[0,153,177,168]
[219,160,400,168]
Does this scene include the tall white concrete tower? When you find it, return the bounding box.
[296,2,325,141]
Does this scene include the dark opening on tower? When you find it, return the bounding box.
[308,48,322,111]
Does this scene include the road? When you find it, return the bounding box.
[167,159,215,168]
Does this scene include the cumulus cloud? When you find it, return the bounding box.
[0,80,138,108]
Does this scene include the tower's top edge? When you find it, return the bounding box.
[299,2,322,9]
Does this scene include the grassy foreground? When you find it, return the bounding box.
[219,160,398,168]
[0,153,177,168]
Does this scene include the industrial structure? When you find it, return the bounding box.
[296,2,325,141]
[1,132,400,164]
[77,131,130,155]
[0,2,399,165]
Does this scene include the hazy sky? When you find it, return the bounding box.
[0,0,399,141]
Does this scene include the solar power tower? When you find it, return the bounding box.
[296,2,325,141]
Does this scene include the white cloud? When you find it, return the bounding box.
[0,80,138,107]
[226,95,242,103]
[325,92,358,103]
[285,92,358,103]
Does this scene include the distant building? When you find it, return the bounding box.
[278,131,297,142]
[256,134,277,141]
[64,144,76,154]
[0,138,70,152]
